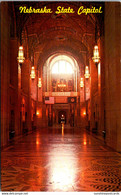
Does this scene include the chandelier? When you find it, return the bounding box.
[30,66,35,79]
[57,81,66,92]
[58,83,66,88]
[17,46,25,64]
[80,77,84,88]
[84,66,90,79]
[38,78,42,88]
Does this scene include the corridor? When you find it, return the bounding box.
[1,127,121,192]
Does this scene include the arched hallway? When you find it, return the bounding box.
[1,1,121,192]
[1,126,121,191]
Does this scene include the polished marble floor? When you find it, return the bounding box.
[1,126,121,192]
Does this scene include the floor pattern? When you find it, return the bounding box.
[1,128,121,192]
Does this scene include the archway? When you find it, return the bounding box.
[43,53,80,93]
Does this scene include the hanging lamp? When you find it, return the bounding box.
[17,46,25,64]
[30,54,36,79]
[30,66,35,79]
[92,45,100,65]
[80,77,84,88]
[84,66,90,79]
[38,78,42,88]
[92,22,100,66]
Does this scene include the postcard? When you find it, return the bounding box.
[1,1,121,194]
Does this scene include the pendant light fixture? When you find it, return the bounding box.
[17,46,25,65]
[30,55,35,79]
[30,66,35,79]
[38,78,42,88]
[17,35,25,65]
[92,22,100,66]
[84,66,90,79]
[80,77,84,88]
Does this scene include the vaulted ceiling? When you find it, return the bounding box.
[11,2,104,69]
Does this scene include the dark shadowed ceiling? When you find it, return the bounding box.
[10,1,104,69]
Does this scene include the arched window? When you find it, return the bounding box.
[52,60,73,74]
[43,54,79,92]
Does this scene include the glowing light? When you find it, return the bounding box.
[36,138,41,150]
[48,141,77,190]
[84,141,87,145]
[80,77,84,88]
[50,156,76,189]
[83,111,86,116]
[92,45,100,65]
[52,167,73,185]
[58,83,66,88]
[38,78,42,88]
[17,46,25,64]
[30,66,35,79]
[83,134,87,145]
[84,66,90,79]
[66,62,73,74]
[36,140,39,145]
[83,138,87,145]
[81,109,86,117]
[62,124,64,136]
[59,60,65,73]
[36,110,39,116]
[51,62,58,74]
[52,60,73,74]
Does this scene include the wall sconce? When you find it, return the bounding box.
[81,109,86,117]
[17,46,25,64]
[83,111,86,116]
[36,110,40,116]
[80,77,84,88]
[84,66,90,79]
[92,45,100,66]
[38,78,42,88]
[30,66,35,79]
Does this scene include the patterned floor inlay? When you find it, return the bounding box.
[1,128,121,191]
